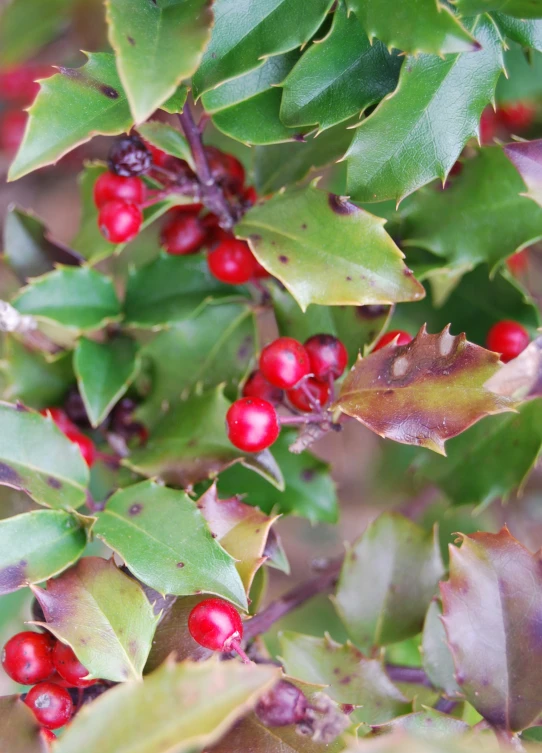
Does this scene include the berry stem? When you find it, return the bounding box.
[230,639,252,665]
[279,415,325,426]
[298,379,324,414]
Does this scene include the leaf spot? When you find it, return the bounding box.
[328,194,358,215]
[392,356,410,378]
[129,503,143,516]
[279,255,289,264]
[0,463,22,488]
[127,36,136,46]
[47,477,62,489]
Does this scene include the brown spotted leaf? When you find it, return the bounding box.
[0,695,47,753]
[335,326,516,454]
[441,528,542,731]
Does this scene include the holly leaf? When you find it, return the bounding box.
[455,0,542,19]
[235,185,424,311]
[504,139,542,209]
[0,510,87,596]
[484,336,542,401]
[93,480,248,610]
[0,402,89,510]
[145,596,213,672]
[12,267,121,333]
[32,556,158,682]
[336,326,517,454]
[333,513,444,653]
[54,658,278,753]
[74,336,140,428]
[497,46,542,104]
[493,14,542,51]
[106,0,213,124]
[0,0,76,66]
[372,709,470,738]
[280,632,409,723]
[8,53,134,182]
[192,0,334,96]
[422,600,461,698]
[441,528,542,731]
[280,4,402,131]
[0,695,47,753]
[202,52,305,145]
[137,122,193,167]
[346,17,504,204]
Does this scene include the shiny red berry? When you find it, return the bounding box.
[161,214,207,255]
[242,370,283,405]
[373,330,413,352]
[207,239,258,284]
[53,642,95,688]
[25,682,73,730]
[506,249,529,276]
[304,334,348,381]
[2,632,55,685]
[255,680,308,727]
[93,172,145,209]
[287,377,330,413]
[188,598,243,652]
[98,200,142,244]
[260,337,311,389]
[486,320,530,363]
[226,397,280,452]
[498,102,535,132]
[40,727,57,747]
[64,429,95,467]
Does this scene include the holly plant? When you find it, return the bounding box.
[2,0,542,751]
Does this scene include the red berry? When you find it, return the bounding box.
[498,102,536,132]
[0,65,53,105]
[506,249,529,276]
[304,334,348,381]
[25,682,73,730]
[255,680,308,727]
[64,429,95,467]
[486,320,530,363]
[253,260,271,279]
[40,727,57,746]
[242,370,283,405]
[204,147,245,192]
[98,200,142,244]
[243,186,258,206]
[145,141,170,167]
[41,408,74,433]
[373,330,413,352]
[201,213,232,247]
[161,214,207,255]
[226,397,280,452]
[207,239,258,284]
[93,172,145,209]
[2,632,55,685]
[171,202,204,215]
[480,107,498,144]
[259,337,311,389]
[0,110,27,155]
[188,598,243,652]
[287,377,330,413]
[53,642,95,688]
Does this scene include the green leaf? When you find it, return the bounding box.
[0,510,87,595]
[0,0,76,66]
[336,326,516,454]
[106,0,213,124]
[504,139,542,210]
[441,528,542,730]
[333,513,444,653]
[372,709,470,738]
[422,600,461,698]
[8,53,134,182]
[33,556,158,682]
[74,336,140,428]
[202,52,305,145]
[280,632,409,723]
[217,429,338,524]
[0,402,89,510]
[137,122,193,167]
[493,14,542,51]
[280,4,402,131]
[54,658,278,753]
[93,480,247,610]
[124,253,246,328]
[497,46,542,103]
[348,0,477,55]
[13,267,121,333]
[404,148,542,271]
[235,185,424,311]
[192,0,334,96]
[456,0,542,19]
[160,84,188,114]
[346,17,504,203]
[0,695,47,753]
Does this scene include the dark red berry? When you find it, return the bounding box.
[486,320,530,363]
[243,186,258,206]
[188,598,243,652]
[53,642,95,688]
[373,330,413,352]
[253,260,271,279]
[287,377,330,413]
[204,146,245,192]
[98,200,142,244]
[255,680,308,727]
[108,135,151,177]
[260,337,311,389]
[40,728,57,747]
[64,430,95,467]
[161,214,207,255]
[480,107,498,144]
[171,202,204,215]
[25,682,73,730]
[0,110,27,155]
[506,249,529,276]
[207,239,258,284]
[144,141,169,168]
[93,172,145,208]
[304,334,348,381]
[242,370,283,405]
[2,632,55,685]
[201,213,231,247]
[498,102,535,132]
[226,397,280,452]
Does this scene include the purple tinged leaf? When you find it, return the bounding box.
[505,139,542,209]
[0,695,47,753]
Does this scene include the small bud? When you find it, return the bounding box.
[255,680,308,727]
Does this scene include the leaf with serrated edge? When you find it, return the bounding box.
[346,17,504,204]
[137,122,193,168]
[235,185,424,312]
[106,0,212,124]
[455,0,542,19]
[372,709,469,738]
[505,139,542,209]
[484,336,542,401]
[0,510,87,595]
[0,402,89,510]
[336,326,516,454]
[333,513,444,653]
[0,695,47,753]
[93,480,247,610]
[493,14,542,51]
[441,528,542,731]
[32,557,158,682]
[422,601,462,698]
